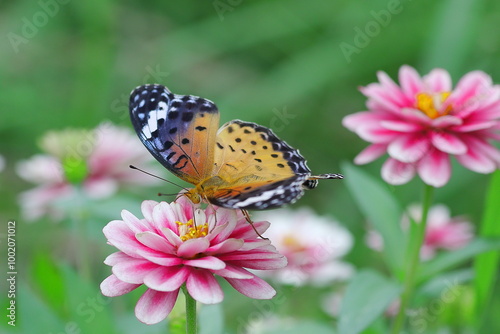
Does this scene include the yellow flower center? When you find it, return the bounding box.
[415,92,452,119]
[176,219,209,241]
[282,234,306,252]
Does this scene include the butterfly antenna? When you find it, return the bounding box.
[158,192,180,197]
[129,165,187,190]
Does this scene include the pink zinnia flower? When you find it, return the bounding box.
[100,196,286,325]
[254,208,353,286]
[343,65,500,187]
[17,123,161,221]
[366,204,474,260]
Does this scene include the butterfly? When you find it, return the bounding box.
[129,84,343,210]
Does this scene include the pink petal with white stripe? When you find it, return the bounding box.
[137,250,184,266]
[448,71,492,107]
[152,202,178,232]
[121,210,150,234]
[232,220,270,239]
[454,121,497,132]
[456,136,499,173]
[377,71,411,105]
[177,238,210,258]
[205,238,244,255]
[186,269,223,304]
[136,231,176,254]
[104,251,134,266]
[430,115,463,128]
[399,65,424,98]
[423,68,452,92]
[388,134,430,163]
[225,275,276,299]
[100,274,141,297]
[160,227,182,247]
[228,259,288,270]
[380,120,423,132]
[360,84,405,114]
[417,150,451,187]
[141,200,158,223]
[212,265,254,279]
[354,144,388,165]
[381,158,416,185]
[135,289,179,325]
[112,258,160,284]
[184,256,226,270]
[103,220,153,258]
[143,266,188,291]
[431,132,467,154]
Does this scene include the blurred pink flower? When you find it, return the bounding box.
[343,65,500,187]
[366,204,474,260]
[17,123,161,221]
[100,196,286,325]
[255,208,354,286]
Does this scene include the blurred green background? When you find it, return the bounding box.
[1,0,500,333]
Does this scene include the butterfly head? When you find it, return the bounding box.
[184,188,202,204]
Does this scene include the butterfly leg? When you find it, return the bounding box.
[242,209,268,240]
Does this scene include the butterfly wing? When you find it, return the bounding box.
[129,84,220,184]
[207,120,312,209]
[208,175,309,210]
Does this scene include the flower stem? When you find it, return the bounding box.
[184,288,197,334]
[391,184,434,333]
[72,186,91,281]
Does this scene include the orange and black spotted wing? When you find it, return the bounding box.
[129,84,220,184]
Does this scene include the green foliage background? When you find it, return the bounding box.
[1,0,500,333]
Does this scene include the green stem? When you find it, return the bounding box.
[71,186,91,281]
[184,287,197,334]
[391,184,434,334]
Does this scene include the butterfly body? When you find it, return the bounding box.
[129,84,342,210]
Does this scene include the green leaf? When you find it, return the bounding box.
[31,252,67,317]
[8,282,66,333]
[474,171,500,319]
[418,238,500,283]
[58,264,118,334]
[338,270,401,334]
[341,162,406,275]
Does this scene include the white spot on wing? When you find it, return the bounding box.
[147,112,158,132]
[157,101,168,119]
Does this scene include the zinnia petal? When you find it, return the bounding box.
[431,132,467,155]
[225,275,277,299]
[417,150,451,187]
[354,144,388,165]
[186,269,223,304]
[135,289,179,325]
[100,274,141,297]
[399,65,424,99]
[143,266,189,291]
[381,158,416,185]
[423,68,452,92]
[388,134,430,163]
[112,258,160,284]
